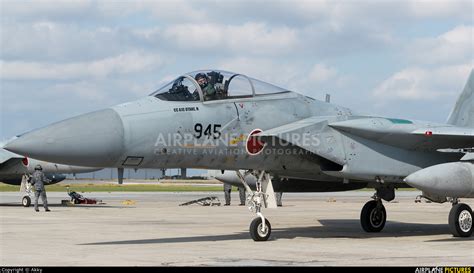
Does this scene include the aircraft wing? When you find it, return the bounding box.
[260,116,347,165]
[0,148,23,163]
[328,118,474,151]
[0,148,23,167]
[259,116,473,164]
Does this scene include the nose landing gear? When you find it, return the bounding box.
[236,170,277,241]
[20,175,33,207]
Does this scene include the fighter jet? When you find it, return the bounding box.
[1,140,101,206]
[5,69,474,240]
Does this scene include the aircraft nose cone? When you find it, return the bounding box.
[5,109,124,167]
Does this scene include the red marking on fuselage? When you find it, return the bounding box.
[22,157,29,166]
[246,129,265,155]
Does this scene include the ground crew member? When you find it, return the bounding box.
[238,186,246,206]
[223,182,232,206]
[30,164,51,212]
[275,192,283,207]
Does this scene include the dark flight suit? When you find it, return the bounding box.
[238,186,246,205]
[202,83,217,101]
[275,192,283,207]
[30,170,50,211]
[223,183,232,205]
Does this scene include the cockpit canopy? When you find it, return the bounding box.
[151,70,290,102]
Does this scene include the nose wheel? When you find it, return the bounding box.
[250,216,272,241]
[22,196,31,207]
[361,199,386,232]
[449,203,473,237]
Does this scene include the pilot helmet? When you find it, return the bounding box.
[195,73,207,81]
[34,164,43,171]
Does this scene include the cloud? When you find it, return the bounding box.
[408,0,472,20]
[0,22,134,62]
[217,57,352,100]
[4,0,471,25]
[1,0,95,21]
[308,63,338,83]
[138,0,209,23]
[373,64,471,102]
[407,25,474,65]
[217,57,301,89]
[49,81,107,101]
[0,52,163,80]
[161,22,300,55]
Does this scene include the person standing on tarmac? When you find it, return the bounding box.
[223,183,232,205]
[275,191,283,207]
[238,186,246,206]
[30,164,51,212]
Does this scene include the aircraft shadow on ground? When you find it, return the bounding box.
[81,219,465,245]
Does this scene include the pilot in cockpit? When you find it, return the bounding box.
[195,72,225,101]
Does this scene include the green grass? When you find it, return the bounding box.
[0,183,225,192]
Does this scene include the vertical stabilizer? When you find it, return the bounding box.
[447,69,474,127]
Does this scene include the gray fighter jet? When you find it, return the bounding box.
[1,140,101,206]
[5,69,474,240]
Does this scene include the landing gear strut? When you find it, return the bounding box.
[236,170,277,241]
[448,199,473,237]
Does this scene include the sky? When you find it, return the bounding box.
[0,0,473,178]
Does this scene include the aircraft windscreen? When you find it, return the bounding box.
[251,78,289,95]
[152,70,290,102]
[152,76,200,101]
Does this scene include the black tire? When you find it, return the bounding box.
[22,196,31,207]
[361,200,386,232]
[249,217,271,241]
[449,203,473,237]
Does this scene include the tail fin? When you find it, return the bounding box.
[447,69,474,128]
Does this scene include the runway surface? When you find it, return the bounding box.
[1,191,473,266]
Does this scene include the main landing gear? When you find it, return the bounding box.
[360,183,393,233]
[448,199,472,237]
[360,199,386,232]
[236,170,277,241]
[415,195,472,237]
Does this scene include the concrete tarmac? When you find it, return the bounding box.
[0,191,473,266]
